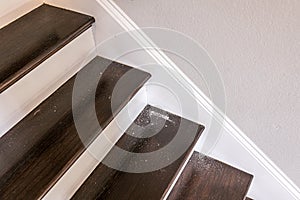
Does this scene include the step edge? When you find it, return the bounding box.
[42,87,148,200]
[0,4,95,93]
[98,1,300,199]
[162,147,196,200]
[168,151,254,200]
[71,105,205,200]
[0,28,96,137]
[161,127,204,200]
[1,57,151,199]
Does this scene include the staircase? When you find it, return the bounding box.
[0,4,254,200]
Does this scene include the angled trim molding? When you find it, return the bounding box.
[97,0,300,199]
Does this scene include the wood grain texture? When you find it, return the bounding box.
[72,105,205,200]
[167,152,253,200]
[0,56,150,199]
[0,4,95,93]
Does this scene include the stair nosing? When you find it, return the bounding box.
[0,4,95,93]
[167,152,254,200]
[72,105,205,200]
[0,56,150,199]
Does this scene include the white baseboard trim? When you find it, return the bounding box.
[97,0,300,199]
[0,28,96,137]
[42,87,148,199]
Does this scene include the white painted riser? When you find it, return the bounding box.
[93,1,300,199]
[0,0,299,199]
[43,87,148,199]
[0,28,96,137]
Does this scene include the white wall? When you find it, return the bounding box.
[0,0,29,15]
[113,0,300,187]
[0,0,42,28]
[1,0,298,198]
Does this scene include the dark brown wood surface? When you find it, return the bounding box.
[0,56,150,199]
[167,152,253,200]
[0,4,95,93]
[72,105,205,200]
[246,198,253,200]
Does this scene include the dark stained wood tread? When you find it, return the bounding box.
[246,198,253,200]
[167,152,253,200]
[72,105,205,200]
[0,56,150,199]
[0,4,95,93]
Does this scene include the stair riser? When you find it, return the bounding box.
[162,147,195,200]
[0,56,150,199]
[0,28,95,137]
[72,105,204,200]
[42,87,148,199]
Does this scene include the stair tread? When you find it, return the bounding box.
[0,4,95,93]
[72,105,205,200]
[0,56,150,199]
[167,152,253,200]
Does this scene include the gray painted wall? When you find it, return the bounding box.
[114,0,300,186]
